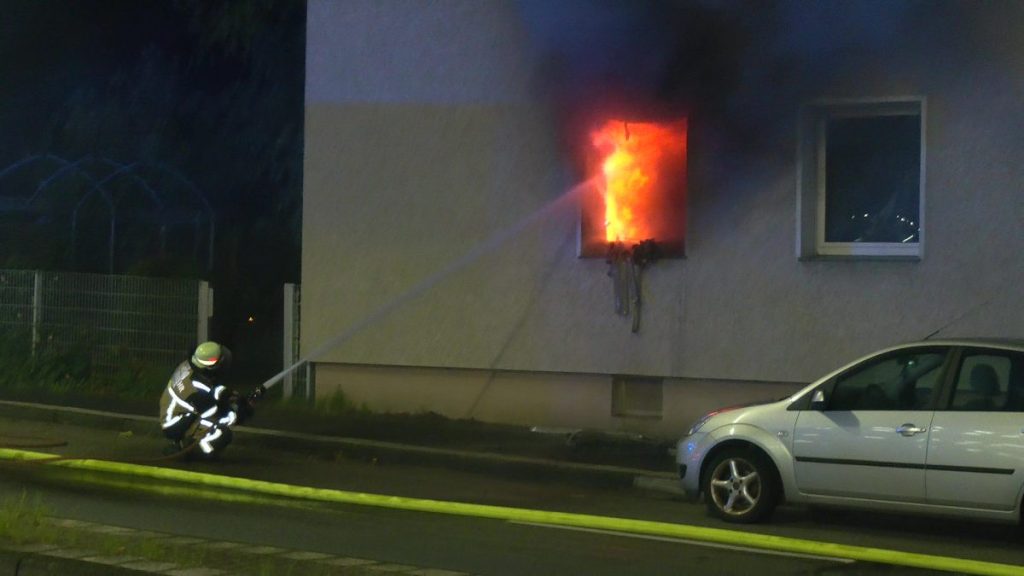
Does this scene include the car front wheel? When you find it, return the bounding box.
[703,448,778,523]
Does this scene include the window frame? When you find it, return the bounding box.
[797,97,927,260]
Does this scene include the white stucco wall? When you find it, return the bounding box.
[313,363,802,437]
[301,0,1024,432]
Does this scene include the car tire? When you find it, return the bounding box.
[702,448,779,523]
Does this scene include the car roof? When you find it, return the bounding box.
[905,337,1024,351]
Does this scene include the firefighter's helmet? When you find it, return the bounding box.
[191,341,229,371]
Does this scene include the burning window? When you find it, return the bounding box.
[580,118,687,258]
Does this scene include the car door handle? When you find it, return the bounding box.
[896,423,927,437]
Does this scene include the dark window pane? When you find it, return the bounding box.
[824,115,921,243]
[829,350,944,411]
[950,351,1024,412]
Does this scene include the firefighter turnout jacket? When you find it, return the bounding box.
[159,360,246,454]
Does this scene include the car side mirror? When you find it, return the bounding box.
[810,389,827,411]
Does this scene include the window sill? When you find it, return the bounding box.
[799,254,921,263]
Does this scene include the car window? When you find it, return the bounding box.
[828,350,945,411]
[949,351,1024,412]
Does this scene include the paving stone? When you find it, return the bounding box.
[163,568,227,576]
[366,564,419,572]
[163,536,206,546]
[201,541,246,550]
[278,550,331,560]
[81,554,142,565]
[46,548,97,559]
[4,543,58,553]
[87,525,137,535]
[238,544,285,555]
[130,530,171,539]
[121,560,180,572]
[323,557,376,567]
[50,518,95,529]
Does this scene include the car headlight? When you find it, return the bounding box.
[685,405,744,436]
[686,413,714,436]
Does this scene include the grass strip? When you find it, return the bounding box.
[0,496,359,576]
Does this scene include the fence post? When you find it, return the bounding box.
[197,281,213,343]
[31,271,42,356]
[305,362,315,403]
[282,283,296,399]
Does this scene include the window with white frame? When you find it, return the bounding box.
[797,98,925,258]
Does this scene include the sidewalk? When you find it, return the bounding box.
[0,399,678,576]
[0,399,681,493]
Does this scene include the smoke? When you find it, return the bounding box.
[516,0,964,158]
[517,0,748,121]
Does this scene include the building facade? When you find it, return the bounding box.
[301,0,1024,437]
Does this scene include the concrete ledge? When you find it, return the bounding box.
[234,426,676,489]
[0,399,678,491]
[0,400,155,436]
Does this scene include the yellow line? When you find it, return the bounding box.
[1,448,1021,576]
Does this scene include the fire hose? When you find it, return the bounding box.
[0,386,263,466]
[0,434,199,466]
[0,376,265,472]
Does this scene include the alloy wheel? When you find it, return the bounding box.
[708,456,762,517]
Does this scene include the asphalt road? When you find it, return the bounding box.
[0,415,1021,574]
[1,469,935,576]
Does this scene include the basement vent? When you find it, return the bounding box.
[611,376,663,419]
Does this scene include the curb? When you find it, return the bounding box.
[0,548,144,576]
[1,517,479,576]
[0,400,679,491]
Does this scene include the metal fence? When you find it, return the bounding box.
[0,269,211,370]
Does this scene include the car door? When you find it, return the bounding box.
[926,347,1024,511]
[792,346,949,502]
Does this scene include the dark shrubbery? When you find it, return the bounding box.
[0,330,167,408]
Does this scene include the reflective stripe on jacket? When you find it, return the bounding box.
[159,361,232,430]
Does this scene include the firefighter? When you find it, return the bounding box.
[159,341,263,459]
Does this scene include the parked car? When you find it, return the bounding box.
[677,339,1024,524]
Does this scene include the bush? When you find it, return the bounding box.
[0,330,167,404]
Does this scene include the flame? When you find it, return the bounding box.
[590,119,687,244]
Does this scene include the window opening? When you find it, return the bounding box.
[582,118,686,333]
[581,119,687,258]
[798,99,925,259]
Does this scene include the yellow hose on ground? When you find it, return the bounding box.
[0,448,1020,576]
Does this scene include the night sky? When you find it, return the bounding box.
[1,0,305,379]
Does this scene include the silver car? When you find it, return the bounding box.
[677,339,1024,523]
